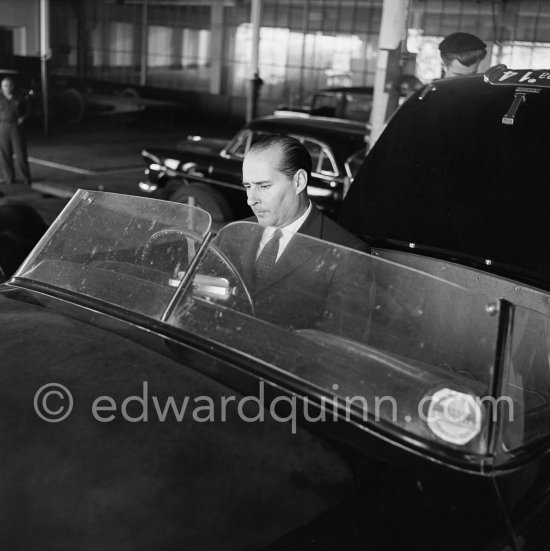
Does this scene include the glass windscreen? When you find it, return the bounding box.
[167,221,501,455]
[11,194,506,457]
[498,304,550,456]
[15,190,211,318]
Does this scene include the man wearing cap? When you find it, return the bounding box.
[439,32,487,78]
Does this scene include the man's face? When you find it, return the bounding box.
[242,144,305,228]
[1,79,14,95]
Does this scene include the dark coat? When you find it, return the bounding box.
[215,207,375,340]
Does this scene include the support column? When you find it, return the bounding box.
[171,26,184,69]
[209,2,224,94]
[246,0,262,122]
[40,0,50,135]
[139,0,148,86]
[370,0,409,145]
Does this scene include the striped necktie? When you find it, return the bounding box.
[254,229,283,281]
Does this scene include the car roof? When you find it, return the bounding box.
[249,115,367,138]
[317,86,374,94]
[341,67,550,289]
[248,115,368,159]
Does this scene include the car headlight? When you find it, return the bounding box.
[164,158,180,170]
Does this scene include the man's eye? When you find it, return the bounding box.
[260,184,271,189]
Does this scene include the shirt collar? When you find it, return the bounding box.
[259,201,312,248]
[280,200,312,234]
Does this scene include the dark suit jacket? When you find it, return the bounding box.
[244,206,370,253]
[215,207,375,341]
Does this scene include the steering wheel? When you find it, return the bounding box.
[140,227,200,268]
[142,228,255,316]
[198,243,255,316]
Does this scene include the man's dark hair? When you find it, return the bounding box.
[440,49,486,68]
[249,135,312,183]
[439,32,487,68]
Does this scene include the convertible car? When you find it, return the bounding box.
[139,115,368,225]
[0,185,549,549]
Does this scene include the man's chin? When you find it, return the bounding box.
[255,212,272,226]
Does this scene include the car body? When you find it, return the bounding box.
[0,56,183,125]
[274,86,374,123]
[0,202,47,281]
[47,72,185,124]
[139,115,368,224]
[341,64,550,292]
[1,187,548,549]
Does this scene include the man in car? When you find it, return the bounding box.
[216,135,375,340]
[439,32,487,78]
[242,135,369,250]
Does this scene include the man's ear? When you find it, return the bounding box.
[294,169,308,194]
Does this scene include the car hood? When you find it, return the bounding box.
[179,135,230,152]
[0,289,353,550]
[157,136,229,158]
[341,71,550,289]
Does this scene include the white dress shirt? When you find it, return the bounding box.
[256,201,312,261]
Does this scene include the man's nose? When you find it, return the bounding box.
[246,188,259,206]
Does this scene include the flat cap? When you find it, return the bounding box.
[439,32,486,54]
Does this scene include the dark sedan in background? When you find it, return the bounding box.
[139,115,368,224]
[274,86,374,122]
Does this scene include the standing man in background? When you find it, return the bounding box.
[439,32,487,79]
[0,76,32,185]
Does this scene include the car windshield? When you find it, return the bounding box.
[12,191,546,465]
[15,190,212,318]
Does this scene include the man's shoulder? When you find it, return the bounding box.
[226,210,370,253]
[301,207,370,253]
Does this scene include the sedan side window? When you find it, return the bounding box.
[228,131,252,158]
[227,130,269,159]
[299,138,338,176]
[311,93,338,117]
[344,94,373,122]
[319,151,336,174]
